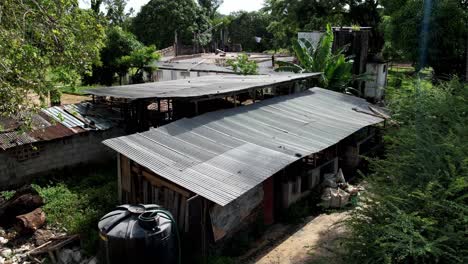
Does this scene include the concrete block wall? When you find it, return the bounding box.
[0,127,125,189]
[282,157,338,208]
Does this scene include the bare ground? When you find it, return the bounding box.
[238,211,349,264]
[60,94,91,105]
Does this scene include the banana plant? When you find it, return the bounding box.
[276,24,356,93]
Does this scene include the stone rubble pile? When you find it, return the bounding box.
[0,186,97,264]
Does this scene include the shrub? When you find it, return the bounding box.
[32,168,117,254]
[276,24,354,92]
[227,53,259,75]
[343,78,468,263]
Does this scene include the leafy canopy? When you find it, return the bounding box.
[119,45,161,84]
[276,25,353,92]
[226,11,273,52]
[0,0,105,119]
[381,0,467,77]
[132,0,210,48]
[83,26,142,85]
[198,0,223,19]
[264,0,383,49]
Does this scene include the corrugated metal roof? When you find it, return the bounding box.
[155,61,235,74]
[0,131,38,149]
[63,103,118,130]
[84,73,320,99]
[0,102,120,150]
[42,106,86,128]
[103,88,385,206]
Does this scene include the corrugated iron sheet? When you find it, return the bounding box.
[103,88,385,206]
[63,103,118,130]
[155,61,235,74]
[41,106,86,128]
[0,102,119,150]
[0,131,38,149]
[28,123,76,141]
[84,73,320,99]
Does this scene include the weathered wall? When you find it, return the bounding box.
[0,127,124,189]
[282,157,338,208]
[209,185,264,241]
[365,62,388,100]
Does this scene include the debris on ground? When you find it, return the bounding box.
[320,169,364,208]
[0,186,44,228]
[0,185,95,264]
[15,208,46,234]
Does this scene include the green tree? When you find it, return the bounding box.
[91,0,104,14]
[227,54,259,75]
[132,0,210,48]
[105,0,132,26]
[198,0,223,19]
[0,0,105,120]
[276,25,354,92]
[83,27,142,86]
[264,0,384,50]
[226,11,273,52]
[344,78,468,263]
[119,45,161,83]
[381,0,467,78]
[264,0,346,48]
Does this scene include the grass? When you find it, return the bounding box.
[30,164,118,254]
[0,190,16,200]
[59,85,101,96]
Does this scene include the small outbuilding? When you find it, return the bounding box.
[102,87,386,252]
[0,102,124,189]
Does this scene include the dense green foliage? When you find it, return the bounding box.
[0,0,104,119]
[83,27,160,86]
[132,0,210,48]
[226,11,273,52]
[119,45,161,83]
[264,0,383,49]
[227,54,259,75]
[198,0,223,19]
[84,27,141,85]
[276,25,353,91]
[32,168,117,253]
[381,0,467,77]
[344,78,468,263]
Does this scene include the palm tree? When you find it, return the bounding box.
[276,24,355,93]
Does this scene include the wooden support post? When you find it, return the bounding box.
[179,197,187,230]
[201,199,207,262]
[194,101,199,115]
[173,193,180,223]
[117,154,122,202]
[234,95,238,107]
[252,89,256,103]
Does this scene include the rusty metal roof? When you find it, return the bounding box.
[0,102,120,150]
[104,87,385,206]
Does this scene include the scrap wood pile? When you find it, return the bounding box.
[320,169,363,208]
[0,186,85,264]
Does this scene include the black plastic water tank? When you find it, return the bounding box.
[98,204,177,264]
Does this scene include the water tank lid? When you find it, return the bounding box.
[98,204,162,234]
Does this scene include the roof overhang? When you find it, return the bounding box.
[84,73,321,100]
[103,88,385,206]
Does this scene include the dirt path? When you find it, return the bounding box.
[247,211,349,264]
